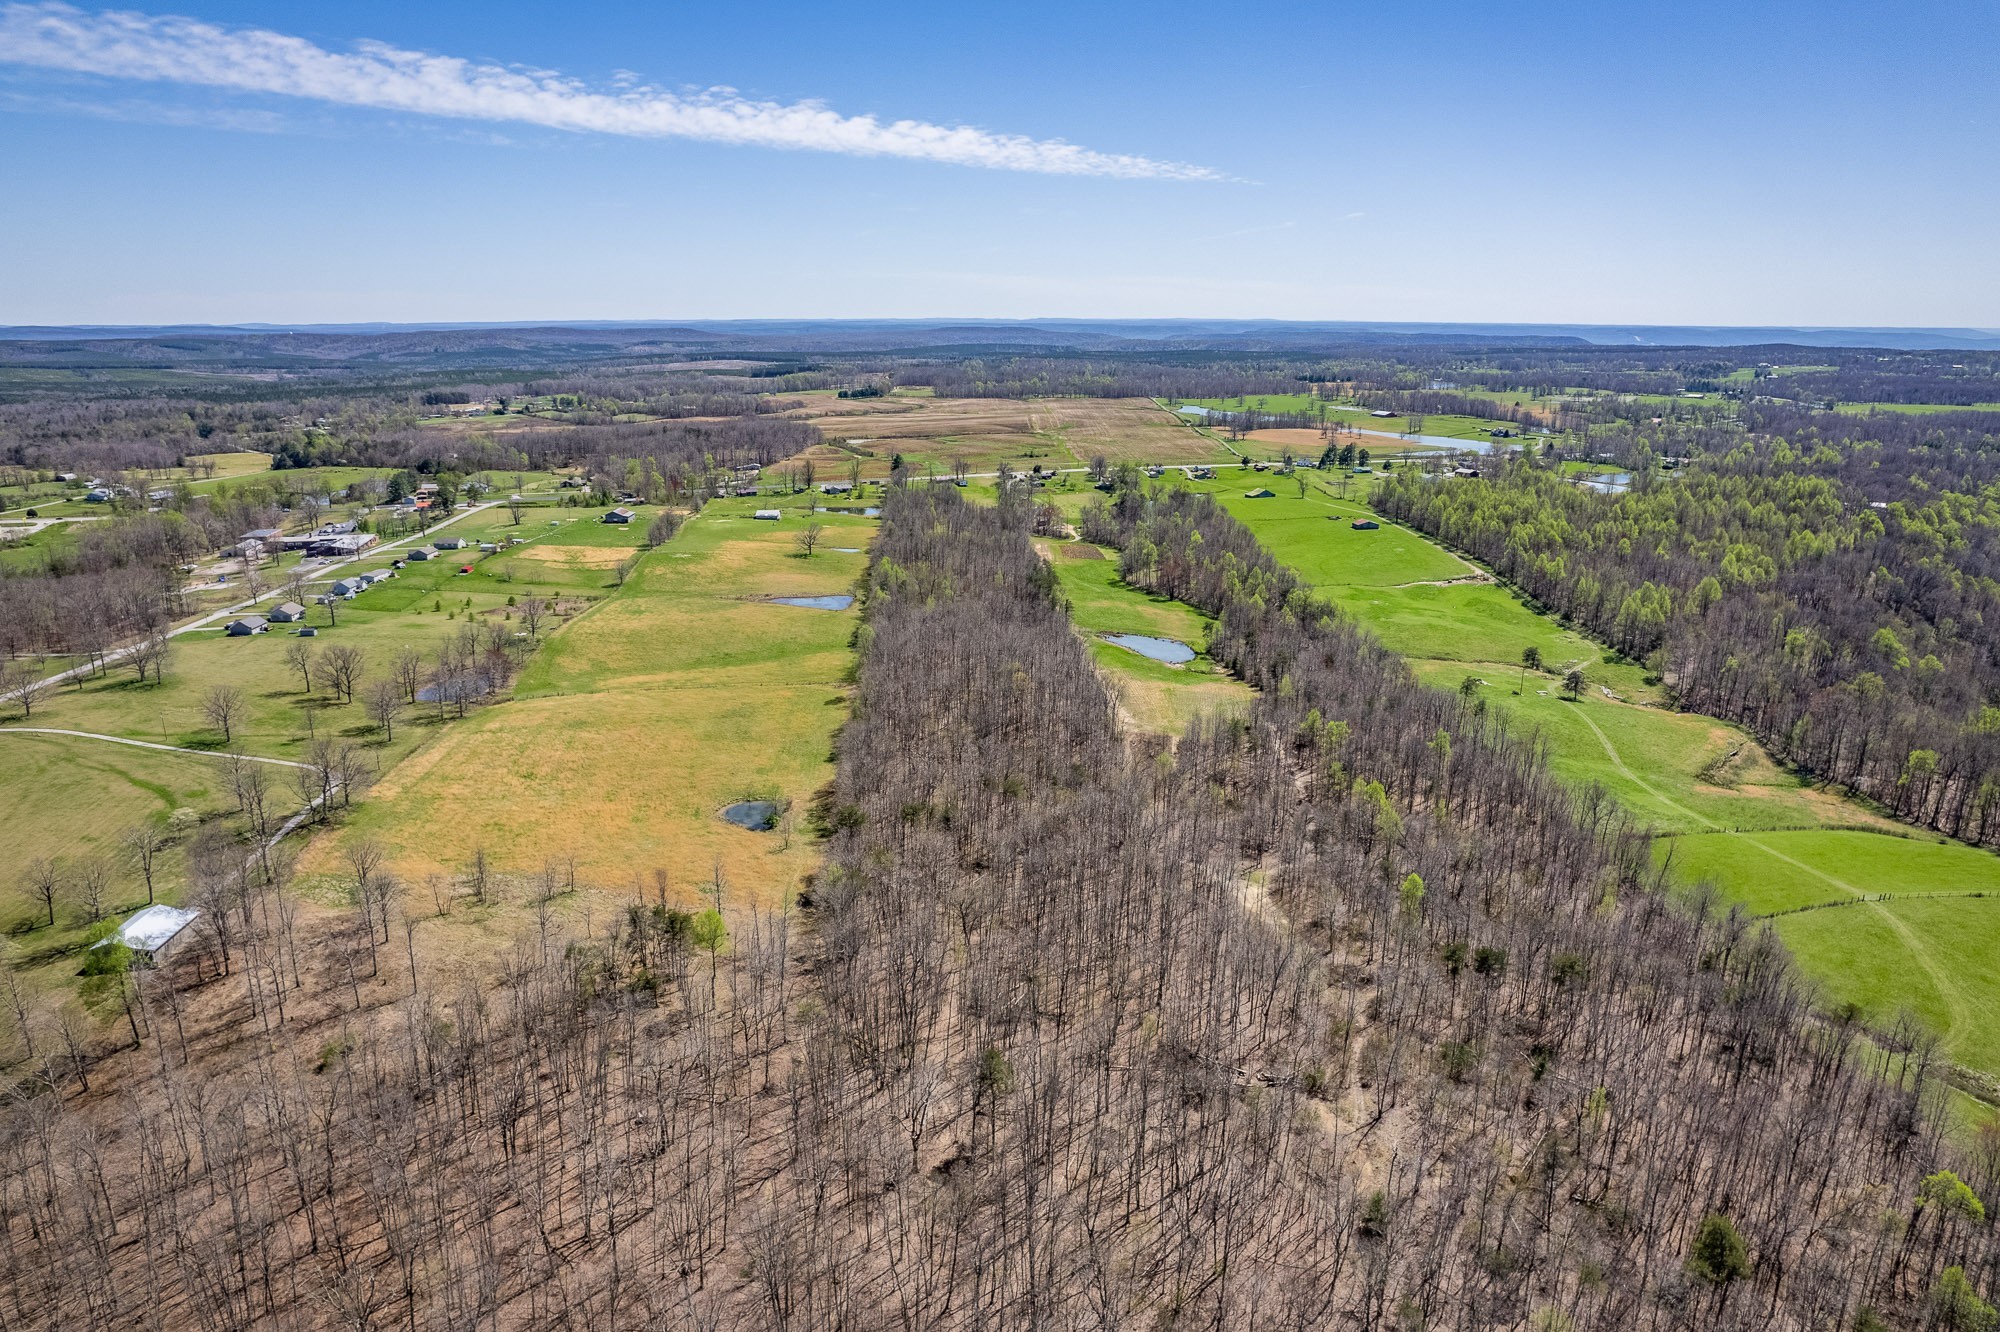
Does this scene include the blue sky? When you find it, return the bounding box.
[0,0,1995,326]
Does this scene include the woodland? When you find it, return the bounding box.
[5,331,2000,1328]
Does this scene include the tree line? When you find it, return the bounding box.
[1374,417,2000,846]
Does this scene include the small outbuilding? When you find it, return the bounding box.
[226,615,269,635]
[603,506,636,524]
[296,625,318,637]
[1244,488,1277,499]
[99,904,201,967]
[268,601,308,623]
[754,509,783,521]
[1350,518,1380,530]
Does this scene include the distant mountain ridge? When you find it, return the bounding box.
[4,318,1998,351]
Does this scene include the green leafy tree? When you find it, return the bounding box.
[1930,1267,1998,1332]
[1519,644,1542,694]
[1687,1212,1749,1287]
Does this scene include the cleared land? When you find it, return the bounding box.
[1147,467,2000,1079]
[295,499,871,905]
[791,395,1231,478]
[1034,537,1253,736]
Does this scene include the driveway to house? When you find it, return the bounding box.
[30,501,501,690]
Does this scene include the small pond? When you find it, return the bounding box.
[721,800,780,831]
[1576,471,1634,494]
[1104,633,1196,665]
[816,506,881,517]
[772,594,855,610]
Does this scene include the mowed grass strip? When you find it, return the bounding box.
[1663,829,2000,916]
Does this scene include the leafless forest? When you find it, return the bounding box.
[2,480,1997,1329]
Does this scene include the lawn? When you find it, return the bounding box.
[295,499,873,906]
[0,733,274,938]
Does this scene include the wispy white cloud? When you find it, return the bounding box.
[0,3,1221,180]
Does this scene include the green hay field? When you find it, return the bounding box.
[1036,538,1253,736]
[1154,468,2000,1083]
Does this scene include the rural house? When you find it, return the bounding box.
[268,601,307,622]
[331,577,367,597]
[435,537,464,550]
[99,904,201,967]
[226,615,268,635]
[407,546,439,561]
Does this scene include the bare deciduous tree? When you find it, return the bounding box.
[202,684,245,743]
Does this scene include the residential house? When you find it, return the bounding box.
[268,601,308,623]
[99,904,201,967]
[226,615,269,635]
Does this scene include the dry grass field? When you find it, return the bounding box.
[294,501,872,907]
[791,395,1229,477]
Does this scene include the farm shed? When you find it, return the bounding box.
[603,507,636,524]
[268,601,307,622]
[1351,519,1380,530]
[1244,489,1276,499]
[754,510,783,521]
[226,615,268,636]
[435,537,464,550]
[407,546,439,561]
[100,905,201,967]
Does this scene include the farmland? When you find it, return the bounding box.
[790,393,1232,478]
[1144,465,2000,1080]
[1034,537,1252,736]
[294,497,870,904]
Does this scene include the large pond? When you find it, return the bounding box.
[772,594,855,610]
[1104,633,1196,665]
[721,800,779,831]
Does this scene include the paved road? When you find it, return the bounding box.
[32,500,502,691]
[0,727,315,769]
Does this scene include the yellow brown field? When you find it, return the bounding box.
[295,501,872,907]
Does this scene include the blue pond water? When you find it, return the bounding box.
[1104,633,1196,665]
[722,800,779,831]
[772,594,855,610]
[1577,471,1634,494]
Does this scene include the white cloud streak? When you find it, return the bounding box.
[0,3,1220,180]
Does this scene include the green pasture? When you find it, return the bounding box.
[1663,829,2000,917]
[304,495,868,900]
[1033,536,1251,737]
[1776,897,2000,1076]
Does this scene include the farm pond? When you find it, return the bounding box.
[1103,633,1196,665]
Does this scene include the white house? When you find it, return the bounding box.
[100,904,201,967]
